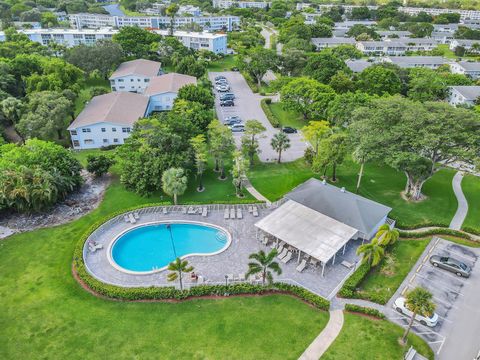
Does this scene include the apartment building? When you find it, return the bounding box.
[109,59,162,93]
[212,0,271,9]
[450,61,480,79]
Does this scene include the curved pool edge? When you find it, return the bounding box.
[105,220,232,276]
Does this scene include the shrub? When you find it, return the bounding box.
[274,283,330,311]
[261,98,280,128]
[345,304,385,319]
[86,154,115,177]
[338,262,370,298]
[462,226,480,236]
[398,228,473,240]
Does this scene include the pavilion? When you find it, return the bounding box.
[255,178,392,276]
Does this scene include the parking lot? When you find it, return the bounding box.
[385,237,480,358]
[208,71,307,162]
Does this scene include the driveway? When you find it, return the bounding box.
[208,71,307,162]
[384,237,480,358]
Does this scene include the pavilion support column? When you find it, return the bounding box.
[297,251,301,264]
[342,243,346,255]
[321,262,326,277]
[332,253,336,265]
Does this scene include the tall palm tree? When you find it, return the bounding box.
[161,167,188,205]
[167,258,194,291]
[246,249,282,286]
[165,3,179,36]
[401,287,436,345]
[270,132,290,163]
[375,224,399,246]
[356,237,384,266]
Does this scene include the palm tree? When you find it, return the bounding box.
[165,3,179,36]
[270,132,290,163]
[375,224,399,246]
[246,249,282,286]
[161,167,188,205]
[356,237,384,266]
[401,287,436,345]
[167,257,194,290]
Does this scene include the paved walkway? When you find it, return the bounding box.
[299,310,344,360]
[449,171,468,230]
[244,180,271,204]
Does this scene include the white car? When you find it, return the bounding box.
[393,297,439,327]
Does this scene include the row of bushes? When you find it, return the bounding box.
[398,228,474,241]
[462,226,480,236]
[344,304,385,319]
[73,205,330,310]
[241,71,259,93]
[393,220,450,230]
[261,98,280,128]
[338,262,370,299]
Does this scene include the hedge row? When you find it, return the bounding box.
[393,220,449,230]
[338,262,370,298]
[344,304,385,319]
[463,226,480,236]
[73,205,330,310]
[241,71,259,93]
[398,228,474,241]
[261,98,280,128]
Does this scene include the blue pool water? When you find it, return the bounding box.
[111,223,229,272]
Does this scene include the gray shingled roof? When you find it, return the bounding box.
[311,37,356,45]
[386,56,448,67]
[144,73,197,96]
[450,86,480,100]
[345,59,374,72]
[285,178,392,236]
[109,59,162,79]
[457,61,480,71]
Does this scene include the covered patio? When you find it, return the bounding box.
[255,200,360,276]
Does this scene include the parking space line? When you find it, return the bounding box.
[413,273,464,296]
[403,283,459,310]
[433,244,478,263]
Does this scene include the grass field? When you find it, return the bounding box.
[268,102,307,129]
[322,313,434,360]
[0,180,327,359]
[462,174,480,233]
[207,55,238,72]
[249,158,457,228]
[356,239,430,303]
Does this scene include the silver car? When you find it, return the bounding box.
[429,255,471,278]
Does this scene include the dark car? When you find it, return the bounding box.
[429,255,471,277]
[220,93,235,100]
[282,127,297,134]
[231,67,239,72]
[220,99,234,107]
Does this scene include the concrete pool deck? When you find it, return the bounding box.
[84,204,362,299]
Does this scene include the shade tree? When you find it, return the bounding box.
[241,119,266,167]
[270,132,290,163]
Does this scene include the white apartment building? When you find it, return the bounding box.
[450,61,480,79]
[213,0,271,9]
[450,39,480,53]
[311,37,356,50]
[400,7,480,21]
[0,28,228,54]
[356,38,439,56]
[69,13,240,31]
[448,86,480,106]
[145,73,197,112]
[109,59,162,93]
[383,56,449,69]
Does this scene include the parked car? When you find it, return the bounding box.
[393,297,438,327]
[215,79,228,85]
[231,67,239,71]
[216,85,230,92]
[220,99,234,107]
[215,75,226,81]
[430,255,471,277]
[229,124,245,132]
[223,116,242,125]
[282,127,297,134]
[220,93,235,101]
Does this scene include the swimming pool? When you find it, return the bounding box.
[109,222,230,274]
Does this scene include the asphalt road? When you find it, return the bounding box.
[208,71,307,163]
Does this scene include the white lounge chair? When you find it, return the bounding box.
[133,211,139,219]
[341,260,354,269]
[261,236,269,246]
[277,248,288,260]
[128,213,136,224]
[281,251,292,264]
[237,208,243,219]
[202,207,208,217]
[182,207,187,214]
[230,207,236,219]
[197,275,205,284]
[224,208,229,219]
[124,215,129,223]
[296,259,307,272]
[163,207,168,214]
[252,207,259,217]
[88,242,103,253]
[248,205,253,213]
[227,274,234,282]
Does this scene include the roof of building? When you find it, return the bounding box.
[285,178,392,236]
[358,41,406,47]
[109,59,162,79]
[311,37,356,45]
[378,30,412,37]
[345,59,374,72]
[450,85,480,100]
[68,92,148,130]
[453,39,480,45]
[455,61,480,71]
[386,56,448,67]
[255,200,358,263]
[143,73,197,95]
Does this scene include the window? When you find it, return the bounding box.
[144,78,150,82]
[119,86,125,89]
[82,128,91,133]
[138,79,141,82]
[113,138,119,143]
[112,87,116,91]
[73,140,80,147]
[101,128,106,132]
[131,79,134,82]
[112,127,117,132]
[117,79,124,82]
[103,139,108,143]
[70,130,77,136]
[122,127,131,133]
[84,139,94,144]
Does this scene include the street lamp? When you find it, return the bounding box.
[225,275,228,287]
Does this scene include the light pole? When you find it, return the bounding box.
[225,275,228,287]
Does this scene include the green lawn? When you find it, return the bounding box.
[207,55,238,71]
[268,102,306,129]
[0,180,328,359]
[462,174,480,234]
[249,158,457,228]
[356,239,430,304]
[322,313,434,360]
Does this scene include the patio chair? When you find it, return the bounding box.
[296,259,307,272]
[163,207,168,215]
[187,206,196,214]
[237,208,243,219]
[281,251,292,264]
[182,207,187,214]
[197,275,205,284]
[230,207,236,219]
[128,213,136,224]
[277,248,288,260]
[341,260,354,269]
[88,242,103,253]
[202,207,208,217]
[227,274,234,282]
[261,236,269,246]
[224,208,229,219]
[248,205,253,213]
[124,215,130,223]
[252,207,259,217]
[133,211,139,219]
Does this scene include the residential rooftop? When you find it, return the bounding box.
[144,73,197,96]
[449,85,480,100]
[109,59,162,79]
[455,61,480,71]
